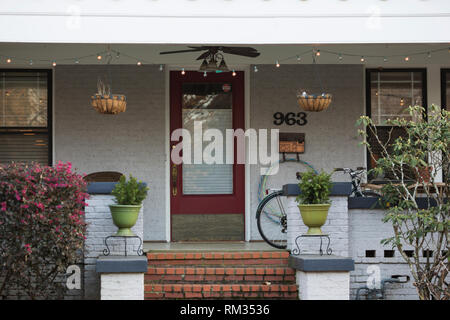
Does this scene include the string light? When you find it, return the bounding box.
[6,57,11,63]
[203,71,207,77]
[29,59,33,66]
[404,56,410,62]
[137,61,142,66]
[427,52,431,59]
[360,56,365,62]
[181,68,185,75]
[383,57,388,62]
[159,64,164,71]
[253,65,258,73]
[75,59,80,64]
[275,60,280,68]
[315,49,321,57]
[232,70,236,76]
[97,54,102,60]
[296,55,301,62]
[52,61,57,67]
[338,54,343,61]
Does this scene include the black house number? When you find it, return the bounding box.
[273,112,307,126]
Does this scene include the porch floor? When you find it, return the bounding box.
[143,241,279,252]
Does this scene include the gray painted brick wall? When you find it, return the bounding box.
[54,65,165,241]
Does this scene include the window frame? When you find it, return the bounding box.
[365,68,428,172]
[441,68,450,110]
[0,68,53,166]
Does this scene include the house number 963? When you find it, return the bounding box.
[273,112,307,126]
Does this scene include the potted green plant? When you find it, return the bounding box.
[295,170,333,235]
[110,175,149,236]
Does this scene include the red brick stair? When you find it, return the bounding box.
[145,251,298,300]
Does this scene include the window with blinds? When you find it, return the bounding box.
[0,70,51,165]
[442,69,450,111]
[366,69,427,179]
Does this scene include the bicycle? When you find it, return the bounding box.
[256,158,317,250]
[334,167,381,197]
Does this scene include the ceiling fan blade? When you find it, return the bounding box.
[220,48,260,58]
[196,51,212,61]
[159,48,204,55]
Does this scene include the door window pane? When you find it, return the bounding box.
[181,83,233,195]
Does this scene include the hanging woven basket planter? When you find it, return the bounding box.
[296,51,333,112]
[91,94,127,115]
[296,92,332,112]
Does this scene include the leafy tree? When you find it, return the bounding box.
[357,105,449,300]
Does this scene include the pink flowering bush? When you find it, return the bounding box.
[0,162,88,299]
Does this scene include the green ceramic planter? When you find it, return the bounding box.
[109,204,141,237]
[298,204,331,235]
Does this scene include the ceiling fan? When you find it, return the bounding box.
[160,46,260,73]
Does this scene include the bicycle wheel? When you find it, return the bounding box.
[256,190,287,249]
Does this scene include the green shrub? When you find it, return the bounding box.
[295,170,333,205]
[0,162,87,299]
[111,175,148,205]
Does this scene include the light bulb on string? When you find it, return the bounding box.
[137,61,142,66]
[75,59,80,64]
[97,54,102,60]
[427,52,431,59]
[404,56,409,62]
[315,50,321,57]
[275,60,280,68]
[6,57,11,64]
[232,70,236,77]
[253,65,258,73]
[159,64,164,71]
[338,54,343,62]
[29,59,33,66]
[383,57,388,63]
[181,68,186,75]
[52,61,57,67]
[296,55,301,62]
[203,71,207,77]
[360,56,365,62]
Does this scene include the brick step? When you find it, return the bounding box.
[147,251,290,266]
[145,266,295,284]
[144,283,298,300]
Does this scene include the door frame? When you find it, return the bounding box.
[164,65,251,242]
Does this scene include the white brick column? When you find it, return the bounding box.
[96,256,147,300]
[296,271,350,300]
[289,255,354,300]
[84,192,144,299]
[100,273,144,300]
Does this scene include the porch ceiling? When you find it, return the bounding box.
[0,1,449,45]
[0,43,449,68]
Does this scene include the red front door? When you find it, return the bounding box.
[170,71,245,241]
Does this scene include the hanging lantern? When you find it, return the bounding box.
[296,53,332,112]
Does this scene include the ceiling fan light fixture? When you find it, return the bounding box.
[206,58,218,72]
[217,58,229,72]
[199,59,208,71]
